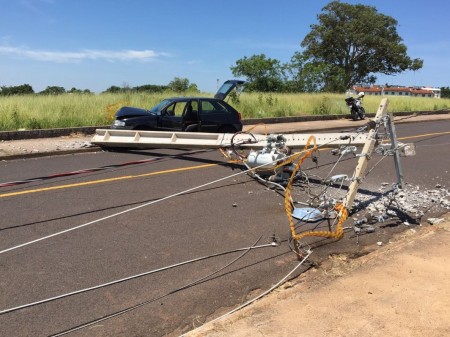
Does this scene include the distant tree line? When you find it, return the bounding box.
[103,84,168,94]
[0,84,93,96]
[0,77,199,96]
[2,81,449,98]
[0,84,34,95]
[103,77,199,94]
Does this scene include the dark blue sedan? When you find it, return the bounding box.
[111,80,244,133]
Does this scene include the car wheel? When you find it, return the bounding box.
[358,107,366,120]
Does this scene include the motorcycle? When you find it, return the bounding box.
[345,92,366,121]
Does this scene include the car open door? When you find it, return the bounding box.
[214,80,245,100]
[159,101,185,131]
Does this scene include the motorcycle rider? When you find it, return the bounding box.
[345,91,366,120]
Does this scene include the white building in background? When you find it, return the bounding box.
[351,85,441,98]
[421,87,441,98]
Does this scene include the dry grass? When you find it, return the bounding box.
[0,92,448,131]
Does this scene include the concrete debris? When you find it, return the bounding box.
[366,225,375,233]
[348,183,449,235]
[386,210,397,217]
[354,217,368,226]
[290,173,448,238]
[355,184,449,220]
[427,218,444,225]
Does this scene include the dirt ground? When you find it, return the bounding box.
[185,214,450,337]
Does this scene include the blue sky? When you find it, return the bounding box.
[1,0,449,93]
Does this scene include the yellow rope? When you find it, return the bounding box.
[283,135,349,242]
[292,203,348,241]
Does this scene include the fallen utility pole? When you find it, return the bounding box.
[91,129,368,150]
[92,98,417,260]
[343,98,389,209]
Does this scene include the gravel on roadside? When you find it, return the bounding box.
[0,133,97,159]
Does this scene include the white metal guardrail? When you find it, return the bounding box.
[91,129,369,150]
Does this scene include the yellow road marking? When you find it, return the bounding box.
[0,163,217,198]
[1,130,449,199]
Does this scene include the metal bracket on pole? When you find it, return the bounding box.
[387,113,404,189]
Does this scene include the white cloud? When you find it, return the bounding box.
[0,45,169,63]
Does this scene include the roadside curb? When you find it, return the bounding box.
[0,126,109,141]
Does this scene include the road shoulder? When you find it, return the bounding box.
[185,213,450,337]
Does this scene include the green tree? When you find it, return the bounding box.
[68,87,92,94]
[0,84,34,95]
[441,87,450,99]
[68,87,82,94]
[168,77,190,93]
[301,1,423,92]
[187,83,199,93]
[133,84,168,93]
[283,52,330,92]
[103,85,123,93]
[230,54,284,92]
[40,86,66,95]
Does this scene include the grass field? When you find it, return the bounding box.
[0,92,449,131]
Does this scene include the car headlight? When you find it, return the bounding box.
[113,120,126,127]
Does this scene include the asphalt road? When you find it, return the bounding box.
[0,120,449,337]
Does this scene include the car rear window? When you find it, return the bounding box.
[201,100,228,114]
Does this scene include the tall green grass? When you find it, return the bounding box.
[0,93,162,131]
[232,93,450,118]
[0,92,449,131]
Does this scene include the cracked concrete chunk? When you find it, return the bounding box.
[427,218,444,225]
